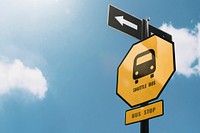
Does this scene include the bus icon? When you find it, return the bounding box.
[133,49,156,84]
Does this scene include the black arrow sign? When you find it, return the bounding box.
[108,5,172,42]
[108,5,142,40]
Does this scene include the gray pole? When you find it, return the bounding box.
[140,17,150,133]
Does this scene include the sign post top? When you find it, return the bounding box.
[108,5,172,42]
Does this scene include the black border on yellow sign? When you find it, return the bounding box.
[125,100,164,125]
[116,35,176,107]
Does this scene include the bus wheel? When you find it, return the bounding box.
[150,74,154,78]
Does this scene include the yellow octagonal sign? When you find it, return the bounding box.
[117,35,176,107]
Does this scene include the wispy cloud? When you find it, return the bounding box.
[0,58,47,99]
[160,23,200,77]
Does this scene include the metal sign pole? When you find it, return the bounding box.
[140,102,149,133]
[140,18,150,133]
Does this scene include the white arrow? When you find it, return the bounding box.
[115,16,138,30]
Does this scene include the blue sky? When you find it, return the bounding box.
[0,0,199,133]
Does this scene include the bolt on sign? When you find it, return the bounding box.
[117,35,175,107]
[125,100,164,125]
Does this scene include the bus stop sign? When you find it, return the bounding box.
[117,35,175,107]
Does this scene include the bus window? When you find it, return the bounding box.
[136,52,152,66]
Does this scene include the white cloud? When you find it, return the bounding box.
[0,58,47,99]
[160,23,200,77]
